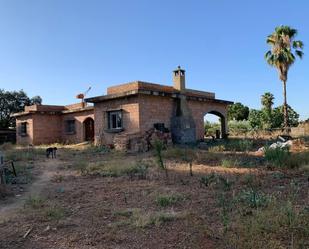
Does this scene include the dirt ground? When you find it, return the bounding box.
[0,143,308,249]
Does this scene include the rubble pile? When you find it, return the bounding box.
[258,135,308,154]
[113,128,172,152]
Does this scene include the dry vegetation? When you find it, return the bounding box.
[0,138,309,249]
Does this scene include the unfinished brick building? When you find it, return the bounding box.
[14,103,94,145]
[14,67,232,148]
[85,67,232,150]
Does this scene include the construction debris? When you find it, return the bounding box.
[23,228,32,238]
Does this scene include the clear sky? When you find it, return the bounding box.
[0,0,308,120]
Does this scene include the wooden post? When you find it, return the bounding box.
[11,161,17,177]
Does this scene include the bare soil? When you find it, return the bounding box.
[0,146,308,249]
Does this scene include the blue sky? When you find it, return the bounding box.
[0,0,308,120]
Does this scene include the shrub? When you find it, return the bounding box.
[44,205,66,220]
[156,194,184,207]
[25,195,45,209]
[217,176,234,191]
[208,145,225,152]
[153,139,168,178]
[221,158,239,168]
[264,146,290,167]
[125,162,148,179]
[237,189,271,209]
[200,173,218,187]
[228,120,251,136]
[226,139,254,152]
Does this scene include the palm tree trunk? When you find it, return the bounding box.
[282,80,289,130]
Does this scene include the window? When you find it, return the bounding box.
[108,110,122,130]
[20,122,27,136]
[65,120,76,134]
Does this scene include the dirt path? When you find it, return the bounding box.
[0,159,61,218]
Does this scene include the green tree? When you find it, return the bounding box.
[261,92,274,111]
[227,102,249,121]
[248,109,263,129]
[265,25,304,129]
[204,121,220,136]
[261,92,275,129]
[271,105,299,128]
[0,89,42,128]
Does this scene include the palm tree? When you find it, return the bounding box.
[265,25,304,130]
[261,92,274,111]
[261,92,275,129]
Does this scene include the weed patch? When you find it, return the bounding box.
[25,195,46,209]
[155,194,185,207]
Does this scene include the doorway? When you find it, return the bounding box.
[84,117,94,141]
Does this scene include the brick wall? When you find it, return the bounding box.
[187,100,228,140]
[64,102,87,110]
[25,105,65,112]
[32,114,62,144]
[62,110,94,144]
[138,95,174,132]
[16,110,94,145]
[16,115,34,145]
[94,96,140,145]
[107,82,139,95]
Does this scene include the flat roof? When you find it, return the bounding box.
[12,105,94,117]
[86,88,233,105]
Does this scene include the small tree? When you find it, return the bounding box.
[153,139,168,179]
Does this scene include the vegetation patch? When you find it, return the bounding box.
[113,209,183,228]
[78,160,149,179]
[155,194,185,207]
[25,195,46,209]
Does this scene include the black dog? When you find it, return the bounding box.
[46,147,57,158]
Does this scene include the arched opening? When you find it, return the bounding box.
[83,117,94,141]
[204,111,227,140]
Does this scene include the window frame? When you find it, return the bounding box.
[107,110,123,131]
[65,119,76,134]
[20,122,28,136]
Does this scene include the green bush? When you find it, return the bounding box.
[264,146,290,167]
[228,120,251,136]
[200,173,218,187]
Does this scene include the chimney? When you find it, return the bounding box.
[173,66,186,92]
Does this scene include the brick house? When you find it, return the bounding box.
[13,103,94,145]
[14,67,232,148]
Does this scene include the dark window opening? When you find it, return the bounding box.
[108,110,122,130]
[65,120,76,134]
[20,122,27,135]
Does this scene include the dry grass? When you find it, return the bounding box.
[0,141,308,248]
